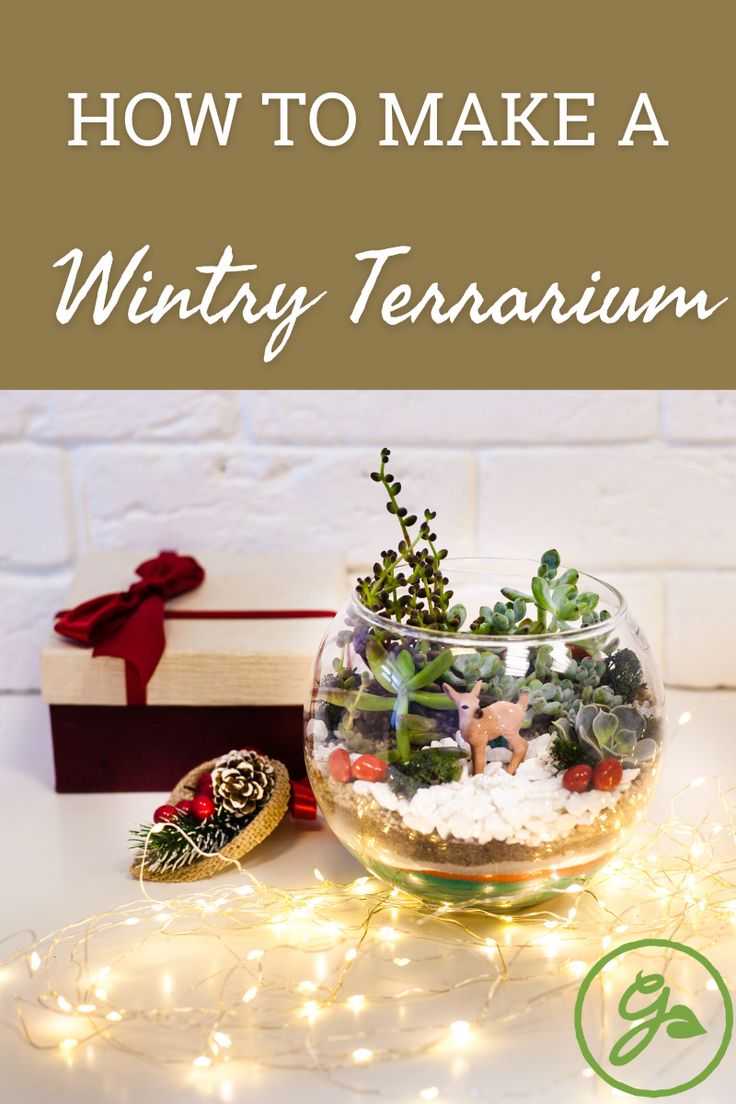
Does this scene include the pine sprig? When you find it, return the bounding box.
[129,809,245,875]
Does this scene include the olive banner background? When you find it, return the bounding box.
[4,1,733,387]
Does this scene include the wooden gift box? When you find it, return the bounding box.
[41,550,344,792]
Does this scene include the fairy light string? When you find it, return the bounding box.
[3,712,735,1090]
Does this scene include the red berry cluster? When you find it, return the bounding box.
[328,748,388,784]
[562,758,623,793]
[153,771,216,825]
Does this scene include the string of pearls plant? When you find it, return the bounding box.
[2,713,735,1099]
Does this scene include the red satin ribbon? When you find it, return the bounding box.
[55,551,206,705]
[290,777,318,820]
[241,744,317,820]
[54,550,336,708]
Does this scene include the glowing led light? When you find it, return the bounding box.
[450,1020,473,1044]
[242,986,258,1004]
[615,924,629,933]
[96,967,111,979]
[123,917,141,926]
[77,1003,96,1014]
[94,987,107,1001]
[678,711,693,726]
[568,960,587,978]
[29,952,41,973]
[57,995,73,1012]
[581,1068,594,1078]
[313,867,325,882]
[106,1011,122,1022]
[351,883,374,896]
[706,978,718,991]
[298,980,317,994]
[347,994,365,1011]
[343,948,358,963]
[59,1038,78,1051]
[234,885,254,896]
[567,907,577,921]
[691,777,706,788]
[352,1047,373,1063]
[393,957,410,967]
[601,935,612,950]
[301,1000,319,1021]
[246,949,264,961]
[213,1031,232,1049]
[380,926,399,941]
[419,1089,440,1101]
[193,1055,211,1068]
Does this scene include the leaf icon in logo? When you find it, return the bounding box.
[665,1004,708,1040]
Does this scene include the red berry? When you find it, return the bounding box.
[196,772,214,797]
[191,794,215,821]
[153,803,179,823]
[351,754,388,782]
[592,758,623,791]
[562,764,593,793]
[328,747,352,783]
[176,799,194,815]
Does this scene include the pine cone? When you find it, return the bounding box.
[211,750,276,818]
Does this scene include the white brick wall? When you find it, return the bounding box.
[0,389,734,691]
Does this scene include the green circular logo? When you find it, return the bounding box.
[574,938,733,1097]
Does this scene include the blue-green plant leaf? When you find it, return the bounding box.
[408,649,455,690]
[395,649,416,683]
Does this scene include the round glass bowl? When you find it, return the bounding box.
[305,559,665,910]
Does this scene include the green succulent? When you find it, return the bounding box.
[323,640,455,762]
[357,451,611,636]
[568,703,657,768]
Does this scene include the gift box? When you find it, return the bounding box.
[41,550,344,792]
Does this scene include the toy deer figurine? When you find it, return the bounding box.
[443,683,530,776]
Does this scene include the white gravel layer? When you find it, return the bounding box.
[309,721,640,848]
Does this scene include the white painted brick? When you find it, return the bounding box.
[73,445,476,566]
[244,391,659,446]
[663,391,736,442]
[0,572,71,690]
[0,391,239,441]
[664,573,736,687]
[0,445,73,568]
[477,446,736,571]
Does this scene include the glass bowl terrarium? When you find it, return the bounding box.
[305,451,665,911]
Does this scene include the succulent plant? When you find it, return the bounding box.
[357,449,610,636]
[569,703,657,768]
[323,640,456,761]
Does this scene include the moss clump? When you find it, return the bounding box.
[549,732,591,771]
[388,747,466,799]
[605,648,646,702]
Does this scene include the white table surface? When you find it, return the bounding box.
[1,690,735,1104]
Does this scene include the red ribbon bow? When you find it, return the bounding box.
[54,551,205,705]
